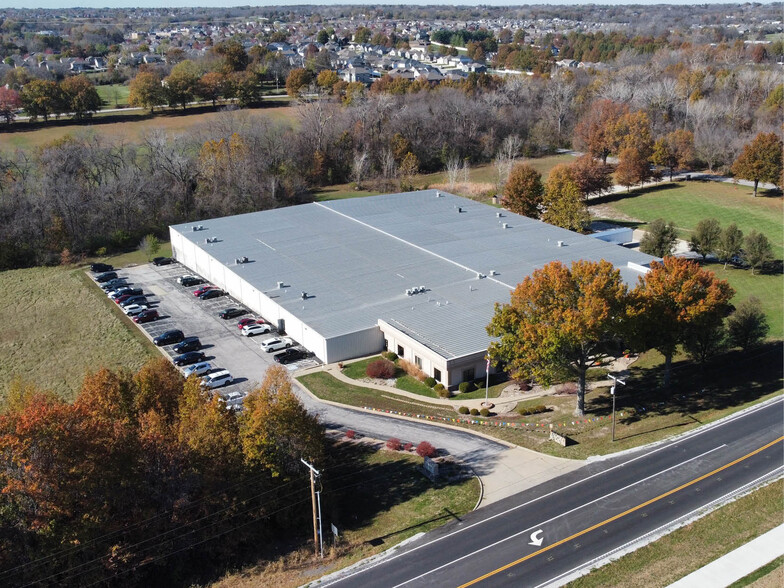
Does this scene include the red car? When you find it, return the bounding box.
[133,309,159,323]
[115,294,133,305]
[237,317,266,330]
[193,285,217,297]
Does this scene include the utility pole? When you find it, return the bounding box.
[609,374,626,442]
[301,458,323,558]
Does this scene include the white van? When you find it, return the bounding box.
[201,370,233,389]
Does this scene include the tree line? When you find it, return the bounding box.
[488,257,769,416]
[0,361,324,586]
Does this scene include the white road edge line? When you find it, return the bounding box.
[388,444,726,588]
[535,466,784,588]
[320,437,732,587]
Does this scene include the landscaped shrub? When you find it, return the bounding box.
[517,379,531,392]
[403,442,413,452]
[437,387,451,398]
[424,377,437,388]
[366,358,396,379]
[554,383,578,395]
[386,437,402,451]
[382,351,398,361]
[458,382,472,393]
[434,382,445,392]
[458,406,470,414]
[398,358,427,382]
[518,405,550,416]
[345,429,355,439]
[479,408,490,417]
[470,408,479,416]
[416,441,437,458]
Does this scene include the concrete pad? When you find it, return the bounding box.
[480,447,583,506]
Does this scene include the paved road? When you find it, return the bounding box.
[118,262,509,465]
[322,397,784,588]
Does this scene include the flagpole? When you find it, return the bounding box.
[484,357,490,406]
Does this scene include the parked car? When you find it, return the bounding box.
[91,263,113,273]
[237,317,264,330]
[172,337,201,353]
[95,271,118,283]
[222,391,245,403]
[193,285,217,297]
[101,278,127,290]
[273,348,309,365]
[152,256,174,266]
[123,304,148,316]
[114,294,133,305]
[110,288,142,300]
[219,307,246,320]
[260,337,294,352]
[120,295,148,308]
[173,351,206,367]
[181,361,213,378]
[199,289,225,300]
[178,275,203,287]
[241,323,273,337]
[201,370,233,389]
[153,329,184,346]
[133,309,159,323]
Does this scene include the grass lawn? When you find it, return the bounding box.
[0,266,158,403]
[95,83,130,108]
[713,263,783,340]
[212,442,479,588]
[599,180,783,258]
[0,104,296,152]
[312,154,576,202]
[300,343,782,460]
[87,241,173,269]
[566,479,783,588]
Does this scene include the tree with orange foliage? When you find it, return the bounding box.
[488,260,629,415]
[731,132,783,197]
[629,257,734,389]
[503,162,543,218]
[239,365,324,477]
[569,154,612,197]
[615,146,653,191]
[573,99,629,163]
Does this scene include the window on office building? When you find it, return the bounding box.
[414,355,422,369]
[397,344,404,357]
[433,368,442,382]
[462,368,475,383]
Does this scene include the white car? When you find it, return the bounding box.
[241,323,273,337]
[123,304,148,316]
[181,361,213,378]
[221,391,245,403]
[201,370,233,389]
[260,337,294,353]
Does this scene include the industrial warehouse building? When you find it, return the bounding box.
[170,190,657,387]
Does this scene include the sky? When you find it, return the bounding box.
[0,0,775,9]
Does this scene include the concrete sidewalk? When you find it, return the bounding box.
[668,524,784,588]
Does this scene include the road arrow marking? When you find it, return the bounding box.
[529,529,544,547]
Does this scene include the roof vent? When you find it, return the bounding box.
[205,237,218,244]
[457,206,463,213]
[496,212,502,218]
[489,269,497,276]
[235,256,249,264]
[477,272,486,279]
[557,240,564,247]
[435,191,442,197]
[192,225,204,232]
[277,281,284,289]
[301,291,307,300]
[502,223,508,229]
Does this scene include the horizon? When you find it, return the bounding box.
[0,0,778,10]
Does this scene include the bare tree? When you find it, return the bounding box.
[446,154,462,190]
[351,150,369,189]
[493,134,522,190]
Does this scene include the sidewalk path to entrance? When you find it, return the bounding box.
[668,523,784,588]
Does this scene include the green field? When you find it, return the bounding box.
[718,265,783,340]
[0,103,296,152]
[566,479,783,588]
[603,180,783,258]
[95,83,130,108]
[0,266,157,403]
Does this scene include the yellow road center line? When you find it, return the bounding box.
[458,436,784,588]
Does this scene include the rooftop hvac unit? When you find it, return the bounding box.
[502,223,508,229]
[406,289,413,296]
[192,225,204,232]
[557,241,564,247]
[496,212,502,218]
[489,269,497,276]
[477,273,485,279]
[277,281,284,289]
[436,191,442,197]
[457,207,463,213]
[205,237,218,244]
[235,256,249,264]
[301,291,307,300]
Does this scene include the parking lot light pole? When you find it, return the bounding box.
[609,374,626,442]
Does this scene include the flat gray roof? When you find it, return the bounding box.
[171,190,657,359]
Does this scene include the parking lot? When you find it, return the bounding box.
[90,260,320,409]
